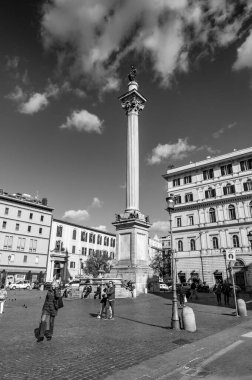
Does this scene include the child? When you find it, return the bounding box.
[97,288,107,319]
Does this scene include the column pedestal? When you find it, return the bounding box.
[112,213,153,296]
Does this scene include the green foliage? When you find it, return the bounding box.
[84,254,111,278]
[149,252,171,278]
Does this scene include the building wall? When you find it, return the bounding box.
[0,193,53,281]
[164,147,252,289]
[47,219,116,281]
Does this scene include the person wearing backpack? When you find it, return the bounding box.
[213,281,222,305]
[0,285,7,314]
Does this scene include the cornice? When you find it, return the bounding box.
[173,220,252,235]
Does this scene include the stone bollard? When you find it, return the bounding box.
[144,287,148,294]
[40,284,44,291]
[237,298,247,317]
[132,289,137,298]
[182,306,196,332]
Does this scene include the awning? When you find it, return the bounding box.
[0,267,46,273]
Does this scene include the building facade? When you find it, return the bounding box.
[163,147,252,290]
[46,219,116,281]
[0,190,53,284]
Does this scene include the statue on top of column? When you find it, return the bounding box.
[128,65,137,82]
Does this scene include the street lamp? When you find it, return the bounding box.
[222,250,229,281]
[166,195,180,330]
[79,258,83,277]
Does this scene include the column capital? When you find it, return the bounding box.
[119,89,147,116]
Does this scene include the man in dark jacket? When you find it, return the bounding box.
[37,282,60,342]
[107,281,115,320]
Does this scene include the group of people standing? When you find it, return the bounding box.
[97,281,115,320]
[213,280,232,306]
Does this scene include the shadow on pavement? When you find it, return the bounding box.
[116,315,170,330]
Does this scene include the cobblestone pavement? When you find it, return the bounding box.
[0,290,251,380]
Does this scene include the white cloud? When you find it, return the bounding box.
[41,0,252,88]
[91,197,103,208]
[147,138,196,165]
[92,225,107,231]
[150,221,169,236]
[59,109,103,133]
[212,122,237,139]
[5,86,26,102]
[62,209,89,222]
[6,56,19,70]
[233,30,252,71]
[19,93,49,115]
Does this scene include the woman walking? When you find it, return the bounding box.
[0,285,7,314]
[37,282,61,342]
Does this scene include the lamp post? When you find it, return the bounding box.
[166,195,180,330]
[79,258,83,277]
[222,250,229,281]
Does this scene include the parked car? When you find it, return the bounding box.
[159,283,170,291]
[9,280,31,290]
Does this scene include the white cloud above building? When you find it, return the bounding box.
[59,109,103,133]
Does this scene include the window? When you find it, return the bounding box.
[174,195,181,204]
[29,239,37,252]
[203,168,214,180]
[243,180,252,191]
[70,261,75,268]
[55,240,62,251]
[103,250,108,258]
[178,240,183,252]
[81,231,87,242]
[223,183,235,195]
[72,229,76,240]
[110,238,114,247]
[173,178,180,186]
[29,213,33,220]
[228,204,236,220]
[28,226,31,232]
[213,237,219,249]
[82,247,87,256]
[17,238,26,251]
[188,216,194,226]
[89,248,93,256]
[190,239,196,251]
[2,221,6,229]
[209,208,216,223]
[92,234,96,244]
[72,246,76,254]
[205,187,216,199]
[56,225,63,237]
[177,217,182,227]
[97,234,102,245]
[185,193,193,202]
[221,164,233,176]
[17,210,21,217]
[89,233,93,243]
[23,255,27,263]
[39,228,42,234]
[240,159,252,171]
[184,175,192,184]
[249,201,252,217]
[40,215,44,222]
[15,223,20,231]
[233,235,240,248]
[4,235,13,249]
[5,207,9,215]
[35,256,39,264]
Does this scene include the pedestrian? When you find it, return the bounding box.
[222,281,231,306]
[190,281,198,300]
[37,282,61,342]
[213,281,222,305]
[106,281,115,320]
[97,287,107,319]
[0,284,7,314]
[94,284,101,299]
[84,284,92,298]
[177,284,185,307]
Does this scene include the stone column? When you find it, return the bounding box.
[120,81,146,213]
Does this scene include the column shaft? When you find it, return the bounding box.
[126,111,139,211]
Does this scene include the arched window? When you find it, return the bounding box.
[213,237,219,249]
[178,240,183,252]
[209,208,216,223]
[228,205,236,220]
[72,229,76,240]
[190,239,196,251]
[233,235,240,248]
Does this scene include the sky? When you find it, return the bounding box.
[1,0,252,238]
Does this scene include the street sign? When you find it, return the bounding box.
[226,249,236,262]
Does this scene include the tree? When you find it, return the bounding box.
[84,254,111,278]
[149,251,171,280]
